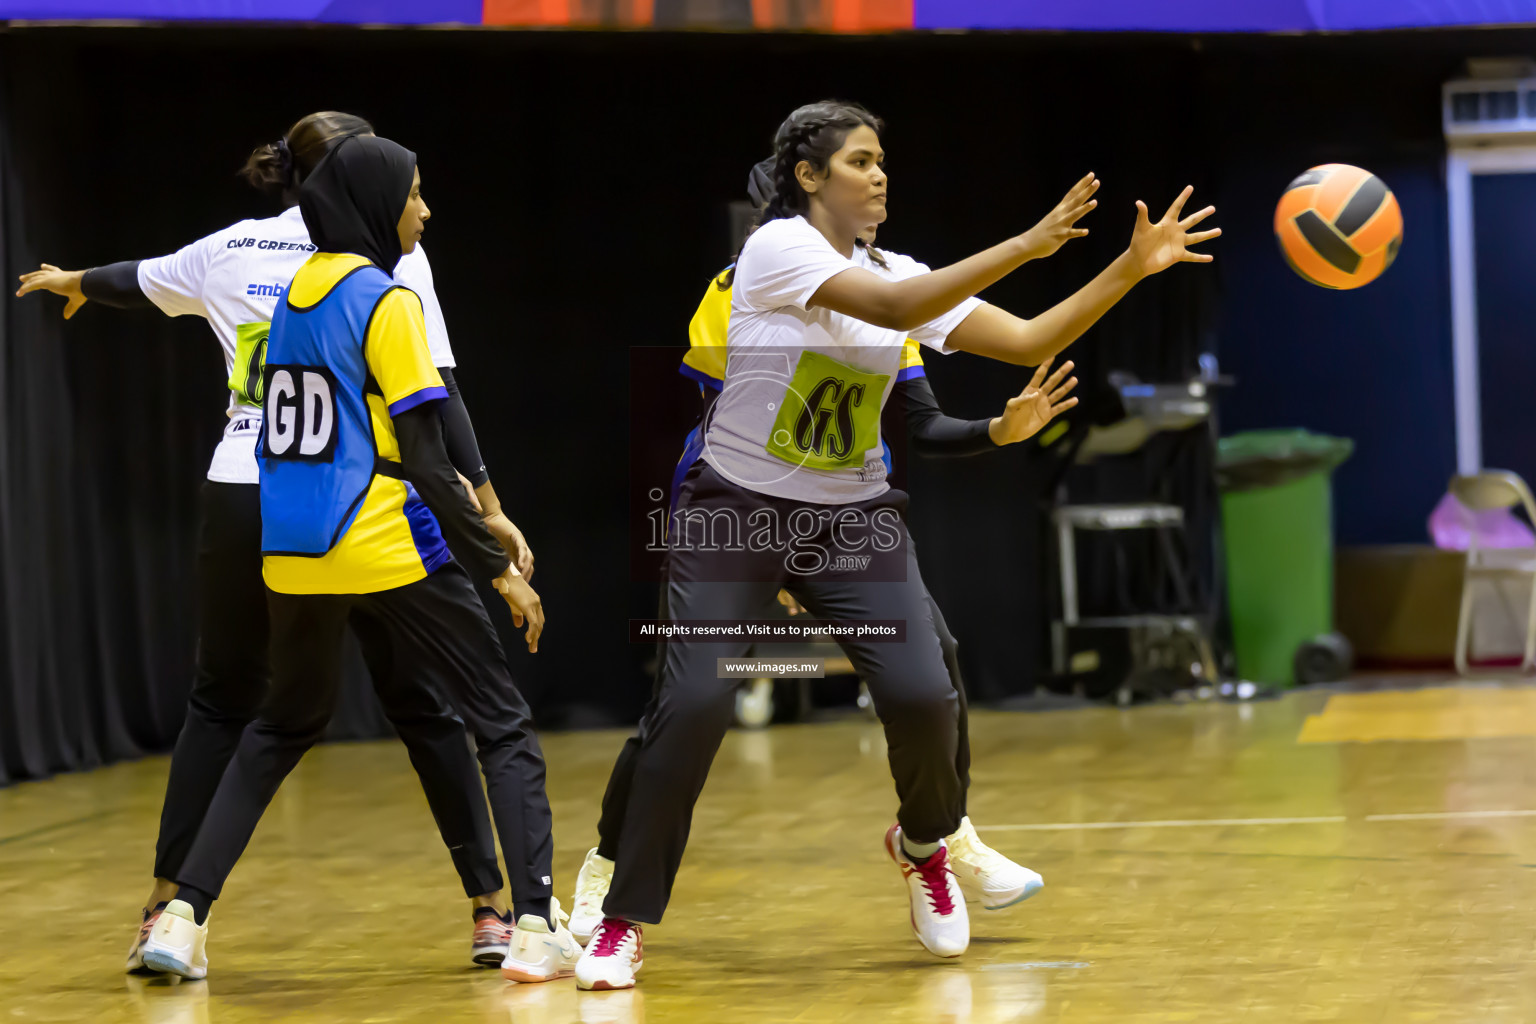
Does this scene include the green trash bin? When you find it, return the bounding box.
[1217,430,1354,687]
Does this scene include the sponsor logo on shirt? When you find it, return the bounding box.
[226,237,317,252]
[246,283,285,298]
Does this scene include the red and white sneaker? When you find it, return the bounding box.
[574,918,643,991]
[885,824,969,958]
[125,903,166,974]
[472,907,515,968]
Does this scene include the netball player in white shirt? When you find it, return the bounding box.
[17,112,539,971]
[575,100,1218,990]
[565,160,1078,945]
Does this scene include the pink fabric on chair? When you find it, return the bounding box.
[1430,491,1536,551]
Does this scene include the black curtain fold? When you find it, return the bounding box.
[0,55,391,785]
[1,90,150,782]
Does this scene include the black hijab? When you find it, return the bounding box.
[299,134,417,274]
[747,156,775,208]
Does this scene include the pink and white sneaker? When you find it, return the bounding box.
[885,823,970,958]
[471,908,515,968]
[574,918,644,991]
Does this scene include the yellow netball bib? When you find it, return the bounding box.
[764,351,889,471]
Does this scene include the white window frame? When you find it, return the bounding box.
[1446,143,1536,474]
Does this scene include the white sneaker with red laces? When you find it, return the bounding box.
[885,824,970,958]
[471,908,515,967]
[574,918,644,991]
[947,816,1045,910]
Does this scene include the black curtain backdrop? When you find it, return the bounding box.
[1,25,1521,782]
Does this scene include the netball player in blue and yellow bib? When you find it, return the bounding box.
[139,137,581,984]
[18,112,532,971]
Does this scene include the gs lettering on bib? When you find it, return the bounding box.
[262,364,339,462]
[765,350,889,471]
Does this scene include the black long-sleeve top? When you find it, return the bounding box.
[438,367,489,488]
[895,374,996,458]
[393,403,509,581]
[80,260,152,309]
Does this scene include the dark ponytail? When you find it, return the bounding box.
[241,136,296,197]
[240,110,374,205]
[721,101,884,289]
[856,237,891,272]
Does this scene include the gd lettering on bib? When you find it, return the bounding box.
[261,364,339,462]
[764,351,889,472]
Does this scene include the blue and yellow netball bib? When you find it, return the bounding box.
[260,253,451,595]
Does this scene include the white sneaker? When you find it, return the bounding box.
[569,848,614,944]
[502,897,582,984]
[885,824,969,958]
[574,918,643,991]
[141,899,209,980]
[125,904,166,974]
[947,816,1045,910]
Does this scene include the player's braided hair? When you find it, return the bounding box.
[720,101,888,290]
[761,100,883,223]
[240,111,374,207]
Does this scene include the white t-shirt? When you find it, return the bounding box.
[701,215,981,504]
[137,205,455,484]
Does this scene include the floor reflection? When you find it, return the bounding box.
[12,690,1536,1023]
[125,975,210,1024]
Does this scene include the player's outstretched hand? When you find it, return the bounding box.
[16,264,88,319]
[989,358,1079,446]
[493,568,544,653]
[1018,173,1100,261]
[1126,186,1220,278]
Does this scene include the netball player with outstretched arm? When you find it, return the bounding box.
[16,112,535,970]
[574,101,1217,990]
[567,173,1076,943]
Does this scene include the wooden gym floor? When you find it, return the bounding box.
[4,681,1536,1023]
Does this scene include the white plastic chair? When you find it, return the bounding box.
[1450,471,1536,675]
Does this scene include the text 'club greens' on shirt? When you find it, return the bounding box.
[136,205,456,485]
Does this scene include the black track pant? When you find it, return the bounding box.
[595,532,971,863]
[601,463,963,924]
[155,483,503,899]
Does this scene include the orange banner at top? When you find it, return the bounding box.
[480,0,911,31]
